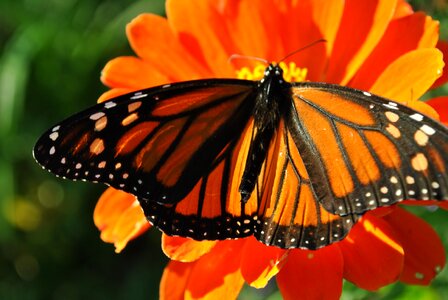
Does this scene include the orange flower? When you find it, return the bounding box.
[93,0,448,298]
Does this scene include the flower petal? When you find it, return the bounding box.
[94,187,137,241]
[274,0,329,81]
[162,234,217,262]
[185,239,246,299]
[350,13,439,91]
[393,0,413,19]
[166,0,236,77]
[111,202,151,253]
[428,96,448,125]
[126,14,211,81]
[382,207,446,285]
[101,56,169,89]
[309,0,344,55]
[160,260,194,300]
[276,245,343,300]
[438,202,448,210]
[94,188,150,253]
[370,48,444,102]
[431,40,448,89]
[339,213,404,291]
[222,1,282,61]
[327,0,397,84]
[406,98,440,119]
[240,237,287,288]
[97,88,134,103]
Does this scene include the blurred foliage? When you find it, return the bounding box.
[0,0,447,299]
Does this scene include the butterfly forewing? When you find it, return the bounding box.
[33,80,256,204]
[288,82,448,216]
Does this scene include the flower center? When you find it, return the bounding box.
[236,62,308,82]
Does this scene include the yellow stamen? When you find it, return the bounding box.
[236,62,308,82]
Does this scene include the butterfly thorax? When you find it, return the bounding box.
[253,64,290,130]
[239,63,291,202]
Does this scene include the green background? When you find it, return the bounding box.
[0,0,447,299]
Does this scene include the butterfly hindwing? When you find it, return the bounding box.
[255,118,358,249]
[33,79,256,204]
[289,82,448,216]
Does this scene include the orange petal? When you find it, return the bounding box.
[309,0,345,55]
[368,206,395,218]
[162,234,217,262]
[393,0,414,19]
[97,88,134,103]
[339,213,404,291]
[240,237,287,288]
[160,260,194,300]
[438,202,448,210]
[350,13,439,91]
[111,201,151,253]
[431,40,448,89]
[276,245,343,300]
[370,48,444,102]
[185,239,246,300]
[382,207,446,285]
[93,188,150,253]
[274,0,329,81]
[428,96,448,125]
[222,1,280,62]
[101,56,169,89]
[406,98,439,119]
[327,0,397,84]
[166,0,236,77]
[126,14,211,81]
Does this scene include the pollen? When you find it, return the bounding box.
[236,62,308,82]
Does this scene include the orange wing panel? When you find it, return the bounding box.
[294,98,354,197]
[293,89,375,126]
[338,123,380,184]
[364,131,401,168]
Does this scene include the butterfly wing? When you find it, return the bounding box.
[255,118,358,249]
[288,82,448,216]
[33,79,257,204]
[139,118,264,241]
[144,115,358,250]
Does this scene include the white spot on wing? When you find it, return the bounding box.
[90,112,105,120]
[104,101,116,109]
[420,124,436,136]
[130,93,147,100]
[49,132,59,141]
[410,113,424,122]
[383,103,399,110]
[406,176,415,184]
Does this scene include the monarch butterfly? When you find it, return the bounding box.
[34,62,448,250]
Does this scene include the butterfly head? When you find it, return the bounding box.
[263,63,284,81]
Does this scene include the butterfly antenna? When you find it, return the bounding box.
[228,54,269,65]
[279,39,327,62]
